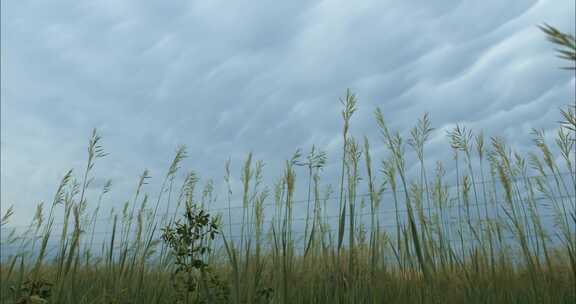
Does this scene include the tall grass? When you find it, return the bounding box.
[1,25,575,304]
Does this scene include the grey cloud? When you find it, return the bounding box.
[1,0,574,229]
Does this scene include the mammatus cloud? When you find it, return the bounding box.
[1,0,574,232]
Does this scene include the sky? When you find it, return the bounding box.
[1,0,575,231]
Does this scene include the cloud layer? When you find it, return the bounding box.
[1,0,575,228]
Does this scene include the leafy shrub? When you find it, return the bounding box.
[161,203,224,303]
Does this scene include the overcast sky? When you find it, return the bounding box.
[1,0,575,230]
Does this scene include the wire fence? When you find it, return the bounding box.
[2,171,573,231]
[1,195,573,253]
[1,170,574,259]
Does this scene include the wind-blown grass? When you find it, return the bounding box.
[0,25,575,304]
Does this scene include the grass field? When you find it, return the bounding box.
[0,25,575,304]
